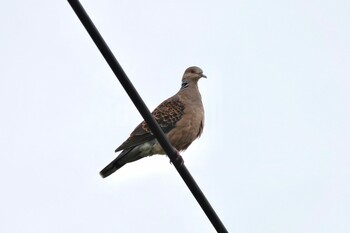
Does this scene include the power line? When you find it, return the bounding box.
[67,1,228,232]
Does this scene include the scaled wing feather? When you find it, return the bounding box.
[115,97,185,152]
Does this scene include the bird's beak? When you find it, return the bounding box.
[200,73,207,78]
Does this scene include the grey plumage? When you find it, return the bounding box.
[100,66,206,178]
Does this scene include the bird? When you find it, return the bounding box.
[100,66,206,178]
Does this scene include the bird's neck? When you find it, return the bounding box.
[178,83,202,103]
[180,81,199,90]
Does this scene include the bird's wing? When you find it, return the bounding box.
[115,96,185,152]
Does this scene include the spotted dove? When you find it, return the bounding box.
[100,66,206,178]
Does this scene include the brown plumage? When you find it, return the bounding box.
[100,66,206,178]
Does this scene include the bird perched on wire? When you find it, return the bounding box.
[100,66,206,178]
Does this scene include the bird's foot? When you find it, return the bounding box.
[173,150,184,167]
[168,150,184,166]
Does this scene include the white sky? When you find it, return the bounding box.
[1,0,349,232]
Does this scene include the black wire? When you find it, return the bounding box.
[67,1,228,232]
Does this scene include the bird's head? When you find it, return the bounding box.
[181,66,207,84]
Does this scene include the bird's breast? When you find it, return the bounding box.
[166,99,204,151]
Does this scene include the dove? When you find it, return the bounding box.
[100,66,206,178]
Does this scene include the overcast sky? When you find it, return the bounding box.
[1,0,349,232]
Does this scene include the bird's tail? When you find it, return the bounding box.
[100,160,125,178]
[100,147,148,178]
[99,148,133,178]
